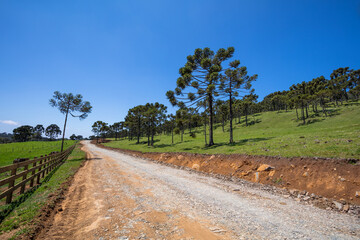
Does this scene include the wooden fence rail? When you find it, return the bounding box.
[0,144,76,204]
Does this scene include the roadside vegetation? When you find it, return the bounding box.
[0,144,85,239]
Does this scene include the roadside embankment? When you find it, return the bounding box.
[96,141,360,209]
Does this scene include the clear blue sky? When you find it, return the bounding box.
[1,0,359,138]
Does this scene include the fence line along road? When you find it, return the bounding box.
[0,144,76,204]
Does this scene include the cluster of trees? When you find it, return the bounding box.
[70,134,84,140]
[166,47,257,145]
[92,47,359,147]
[260,67,360,124]
[92,103,167,146]
[11,124,62,142]
[0,124,85,144]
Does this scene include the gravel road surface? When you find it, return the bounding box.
[38,141,360,239]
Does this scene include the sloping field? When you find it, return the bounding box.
[104,103,360,159]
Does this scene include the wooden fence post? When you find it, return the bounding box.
[20,164,29,194]
[42,155,47,178]
[30,158,37,187]
[6,168,17,204]
[47,155,51,173]
[37,156,43,184]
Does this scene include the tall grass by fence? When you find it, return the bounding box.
[0,144,75,204]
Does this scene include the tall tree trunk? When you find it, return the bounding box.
[147,129,150,146]
[208,95,214,146]
[229,94,234,144]
[60,104,70,152]
[305,105,309,118]
[181,128,183,142]
[322,104,327,117]
[245,107,248,127]
[151,127,154,146]
[171,128,174,144]
[301,104,305,124]
[344,90,348,102]
[204,116,207,145]
[222,118,224,132]
[137,117,141,144]
[296,107,299,120]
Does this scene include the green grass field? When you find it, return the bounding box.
[0,144,85,239]
[105,102,360,159]
[0,140,75,167]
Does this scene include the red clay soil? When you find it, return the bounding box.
[96,141,360,206]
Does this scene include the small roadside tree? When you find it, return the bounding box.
[50,91,92,151]
[92,121,108,142]
[110,122,124,141]
[45,124,62,140]
[124,105,145,144]
[70,134,77,140]
[143,102,167,146]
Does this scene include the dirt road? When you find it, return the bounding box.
[38,141,360,239]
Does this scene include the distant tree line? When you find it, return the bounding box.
[92,47,359,147]
[0,132,13,143]
[0,123,84,144]
[259,67,360,124]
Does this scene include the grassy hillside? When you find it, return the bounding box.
[0,140,75,167]
[104,102,360,159]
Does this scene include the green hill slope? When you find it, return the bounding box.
[104,103,360,159]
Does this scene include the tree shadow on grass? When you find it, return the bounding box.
[202,137,274,150]
[130,139,163,146]
[69,157,101,161]
[344,101,360,106]
[182,148,193,151]
[327,108,341,117]
[153,144,173,148]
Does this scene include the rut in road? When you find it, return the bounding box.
[37,141,360,240]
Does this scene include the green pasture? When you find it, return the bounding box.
[0,140,75,167]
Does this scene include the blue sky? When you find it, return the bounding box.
[0,0,359,137]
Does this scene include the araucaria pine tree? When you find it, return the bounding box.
[219,60,257,143]
[50,91,92,151]
[166,47,236,146]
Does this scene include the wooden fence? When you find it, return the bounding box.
[0,144,76,204]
